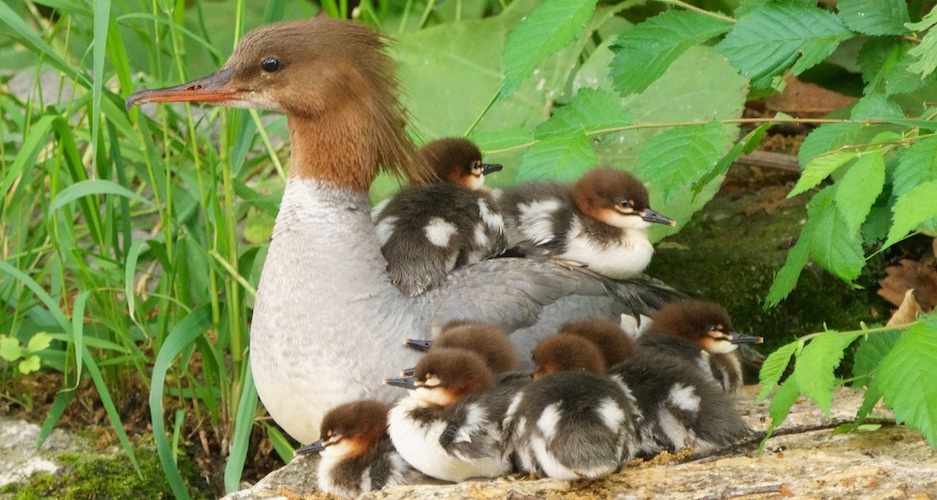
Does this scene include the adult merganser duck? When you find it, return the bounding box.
[531,333,753,456]
[126,16,682,444]
[384,347,525,482]
[372,138,507,296]
[295,399,416,497]
[557,319,636,368]
[639,300,763,393]
[505,335,640,479]
[402,321,518,376]
[497,167,675,279]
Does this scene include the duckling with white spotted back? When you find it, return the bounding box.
[497,167,675,279]
[372,138,507,296]
[295,400,417,498]
[504,335,641,480]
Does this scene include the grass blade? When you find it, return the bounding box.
[224,363,258,493]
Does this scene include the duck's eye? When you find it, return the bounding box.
[619,200,631,208]
[261,57,281,73]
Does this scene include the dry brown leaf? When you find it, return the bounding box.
[765,76,857,118]
[877,259,937,311]
[887,290,923,326]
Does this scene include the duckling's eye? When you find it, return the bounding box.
[261,57,281,73]
[618,200,631,208]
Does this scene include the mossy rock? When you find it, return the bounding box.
[1,440,210,500]
[648,181,889,354]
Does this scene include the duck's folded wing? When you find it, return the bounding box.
[416,258,684,362]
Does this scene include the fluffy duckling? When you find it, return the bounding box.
[402,321,518,376]
[640,300,763,392]
[558,320,636,368]
[531,335,754,456]
[372,138,507,296]
[295,400,416,497]
[385,347,525,482]
[497,167,674,279]
[504,335,640,480]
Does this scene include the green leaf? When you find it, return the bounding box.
[757,341,798,401]
[469,127,534,152]
[0,337,23,362]
[852,329,902,388]
[838,0,910,36]
[834,150,886,234]
[807,187,865,282]
[225,364,258,493]
[19,355,41,374]
[693,121,774,195]
[764,220,813,307]
[876,322,937,446]
[716,3,853,88]
[48,179,154,217]
[894,135,937,197]
[766,377,801,436]
[633,121,729,203]
[793,331,860,414]
[850,93,904,120]
[26,332,53,353]
[885,180,937,247]
[535,88,632,140]
[609,10,731,96]
[501,0,598,97]
[516,133,596,181]
[789,151,858,198]
[908,11,937,77]
[798,123,867,166]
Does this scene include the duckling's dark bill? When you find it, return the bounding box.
[641,208,676,226]
[295,439,326,455]
[404,338,433,351]
[481,163,503,175]
[125,68,237,110]
[384,376,418,389]
[729,332,764,344]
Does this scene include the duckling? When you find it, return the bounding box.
[372,138,507,296]
[402,321,518,376]
[639,300,763,392]
[558,320,636,368]
[608,350,755,455]
[504,335,640,480]
[497,167,674,279]
[531,335,753,456]
[295,400,416,498]
[384,347,525,482]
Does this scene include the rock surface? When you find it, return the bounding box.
[0,416,83,488]
[224,386,937,499]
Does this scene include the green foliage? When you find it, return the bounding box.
[7,0,937,496]
[876,323,937,446]
[0,332,52,374]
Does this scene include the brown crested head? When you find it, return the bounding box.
[434,322,518,373]
[413,348,495,405]
[647,300,733,348]
[571,167,650,218]
[127,17,435,190]
[531,334,606,379]
[318,399,389,455]
[559,320,636,367]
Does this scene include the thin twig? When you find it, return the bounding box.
[658,0,736,23]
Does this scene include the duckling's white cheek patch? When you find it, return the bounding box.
[424,217,458,247]
[668,383,701,413]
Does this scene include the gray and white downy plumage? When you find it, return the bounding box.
[296,400,417,498]
[505,335,641,480]
[385,348,527,482]
[497,167,675,280]
[373,138,507,296]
